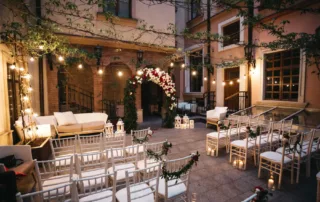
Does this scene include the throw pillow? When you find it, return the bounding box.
[54,111,77,126]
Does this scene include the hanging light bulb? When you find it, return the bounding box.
[118,71,123,77]
[39,45,44,50]
[137,70,143,75]
[229,81,233,85]
[23,96,29,101]
[19,67,24,72]
[98,68,103,75]
[27,86,33,92]
[78,64,83,69]
[192,71,197,76]
[30,57,35,62]
[24,73,31,80]
[58,55,64,62]
[10,63,16,70]
[170,62,174,67]
[222,81,226,86]
[212,80,216,84]
[237,79,240,83]
[204,77,207,81]
[181,63,185,68]
[155,67,160,72]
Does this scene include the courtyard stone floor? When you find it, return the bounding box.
[136,122,317,202]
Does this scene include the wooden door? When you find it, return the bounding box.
[224,67,240,109]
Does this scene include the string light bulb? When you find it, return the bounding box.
[181,63,185,68]
[24,73,32,80]
[33,113,39,117]
[222,81,226,86]
[204,77,207,81]
[23,96,29,101]
[98,69,103,75]
[39,45,44,50]
[27,86,33,92]
[19,67,24,72]
[10,63,16,70]
[25,108,32,114]
[212,80,216,84]
[30,57,35,62]
[78,64,83,69]
[170,62,174,67]
[237,79,240,83]
[229,81,233,85]
[118,71,123,77]
[243,74,247,79]
[192,71,197,76]
[58,55,64,62]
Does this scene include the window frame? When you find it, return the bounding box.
[218,16,244,52]
[104,0,132,18]
[263,49,301,101]
[189,50,203,93]
[190,0,202,20]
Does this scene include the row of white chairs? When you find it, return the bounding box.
[16,154,193,202]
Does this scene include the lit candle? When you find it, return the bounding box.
[268,176,274,189]
[211,149,215,156]
[233,160,238,167]
[207,148,211,156]
[238,160,244,169]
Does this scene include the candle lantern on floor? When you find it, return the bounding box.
[238,160,244,169]
[105,120,113,136]
[207,147,212,156]
[268,172,275,190]
[175,115,181,129]
[116,118,124,132]
[183,114,189,128]
[190,120,194,129]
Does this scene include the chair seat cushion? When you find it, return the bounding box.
[231,140,254,148]
[42,174,77,197]
[57,124,82,133]
[116,183,154,202]
[8,161,34,174]
[80,168,106,190]
[207,131,227,138]
[276,146,309,158]
[54,155,73,167]
[107,163,136,181]
[243,136,268,146]
[260,151,292,164]
[79,189,113,202]
[149,178,186,199]
[137,159,159,171]
[81,121,105,131]
[268,133,282,142]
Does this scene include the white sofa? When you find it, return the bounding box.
[15,112,108,138]
[206,107,228,127]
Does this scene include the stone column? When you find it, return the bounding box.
[92,67,103,112]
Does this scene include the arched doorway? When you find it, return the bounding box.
[141,81,163,121]
[103,62,132,118]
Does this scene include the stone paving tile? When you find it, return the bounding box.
[138,122,317,201]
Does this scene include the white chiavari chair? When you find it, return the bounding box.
[103,135,126,159]
[35,156,77,196]
[258,134,300,189]
[131,128,150,144]
[75,150,108,193]
[78,134,103,154]
[137,141,167,171]
[107,146,139,183]
[116,164,161,202]
[151,155,192,202]
[275,130,315,183]
[50,137,76,167]
[206,119,238,157]
[16,182,73,202]
[238,115,250,139]
[71,171,117,202]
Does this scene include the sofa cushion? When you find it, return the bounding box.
[56,124,82,133]
[81,121,105,131]
[215,107,228,113]
[54,111,77,126]
[75,113,108,124]
[8,161,34,174]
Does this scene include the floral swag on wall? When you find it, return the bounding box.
[124,68,177,132]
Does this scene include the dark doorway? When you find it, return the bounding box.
[224,67,240,111]
[7,63,22,144]
[141,81,163,118]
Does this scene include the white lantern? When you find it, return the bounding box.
[174,115,181,129]
[105,120,114,136]
[116,118,124,132]
[183,114,189,128]
[189,120,194,129]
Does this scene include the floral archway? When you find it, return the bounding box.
[124,68,177,132]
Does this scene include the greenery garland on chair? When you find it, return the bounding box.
[283,132,304,155]
[146,141,173,161]
[247,126,261,139]
[218,121,231,130]
[132,133,152,144]
[161,151,200,181]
